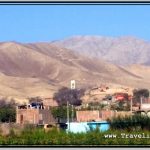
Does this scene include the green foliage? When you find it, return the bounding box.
[108,114,150,131]
[0,127,150,145]
[51,106,76,121]
[0,99,16,123]
[0,108,16,122]
[113,100,131,111]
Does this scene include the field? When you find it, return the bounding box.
[0,127,149,146]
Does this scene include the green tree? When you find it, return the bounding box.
[0,98,16,122]
[0,108,16,122]
[51,106,76,122]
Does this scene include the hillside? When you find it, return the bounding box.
[0,38,149,103]
[52,35,150,66]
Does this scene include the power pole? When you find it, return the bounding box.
[67,101,70,131]
[71,105,74,122]
[130,96,132,113]
[140,96,143,111]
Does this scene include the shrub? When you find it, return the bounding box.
[108,114,150,131]
[0,127,150,145]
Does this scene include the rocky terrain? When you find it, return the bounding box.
[0,35,150,103]
[52,35,150,66]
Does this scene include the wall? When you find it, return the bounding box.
[76,110,115,122]
[76,110,132,122]
[100,110,115,120]
[16,108,39,124]
[39,109,55,124]
[141,104,150,110]
[76,110,100,122]
[114,111,132,118]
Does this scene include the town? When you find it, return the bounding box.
[1,2,150,146]
[0,79,149,145]
[8,80,150,134]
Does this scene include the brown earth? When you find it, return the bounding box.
[0,41,149,103]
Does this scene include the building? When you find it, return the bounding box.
[16,102,55,125]
[114,92,129,101]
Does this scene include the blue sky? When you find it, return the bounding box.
[0,5,150,43]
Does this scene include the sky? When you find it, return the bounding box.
[0,4,150,43]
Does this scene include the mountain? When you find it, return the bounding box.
[0,37,150,102]
[52,35,150,66]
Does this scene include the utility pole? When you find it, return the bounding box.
[71,105,74,122]
[67,101,70,131]
[130,96,132,113]
[140,96,143,111]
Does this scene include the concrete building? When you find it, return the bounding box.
[16,102,55,125]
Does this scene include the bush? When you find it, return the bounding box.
[108,114,150,131]
[0,98,16,123]
[0,127,150,145]
[51,106,76,122]
[0,108,16,122]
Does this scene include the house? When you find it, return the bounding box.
[114,92,129,101]
[16,102,55,125]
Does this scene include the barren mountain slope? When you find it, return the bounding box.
[52,35,150,66]
[26,43,143,78]
[0,40,149,102]
[26,42,146,88]
[0,72,58,102]
[125,64,150,80]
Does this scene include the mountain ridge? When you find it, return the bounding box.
[52,35,150,66]
[0,36,149,102]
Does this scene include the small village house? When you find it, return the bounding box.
[16,101,55,125]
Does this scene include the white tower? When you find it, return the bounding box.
[71,80,76,89]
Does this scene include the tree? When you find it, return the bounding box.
[0,108,16,122]
[53,87,85,106]
[133,88,149,104]
[51,106,76,122]
[0,98,16,122]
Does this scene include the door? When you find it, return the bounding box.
[20,115,23,124]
